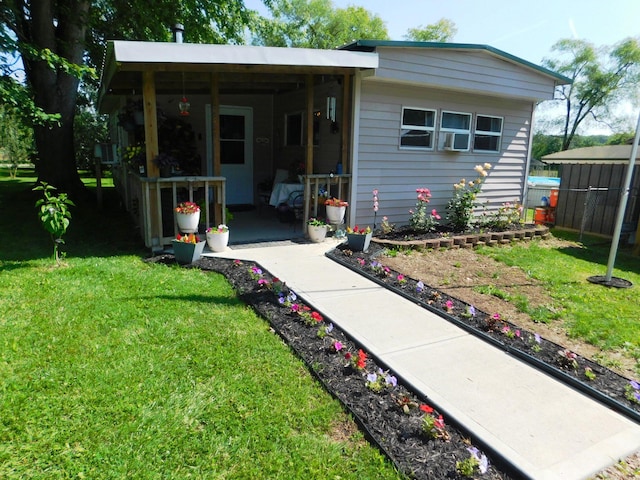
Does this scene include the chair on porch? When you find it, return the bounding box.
[258,168,289,209]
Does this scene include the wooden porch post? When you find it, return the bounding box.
[211,73,223,224]
[340,73,351,174]
[305,74,314,175]
[142,71,161,246]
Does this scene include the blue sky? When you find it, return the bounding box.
[245,0,640,65]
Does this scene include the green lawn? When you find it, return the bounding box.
[477,230,640,370]
[0,171,403,479]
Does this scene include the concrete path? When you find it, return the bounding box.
[204,240,640,480]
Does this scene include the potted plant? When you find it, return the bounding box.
[307,217,329,243]
[172,233,205,265]
[324,197,348,224]
[346,225,372,252]
[175,201,200,233]
[206,224,229,252]
[153,152,179,177]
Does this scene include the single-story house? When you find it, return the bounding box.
[97,37,569,248]
[542,145,640,242]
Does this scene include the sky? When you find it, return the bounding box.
[244,0,640,66]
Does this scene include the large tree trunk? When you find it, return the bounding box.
[20,0,90,197]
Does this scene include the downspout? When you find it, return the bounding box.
[521,101,537,220]
[348,69,363,228]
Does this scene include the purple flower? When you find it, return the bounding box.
[385,375,398,387]
[416,281,424,293]
[630,380,640,390]
[367,372,378,383]
[326,323,334,333]
[534,333,542,344]
[469,305,476,317]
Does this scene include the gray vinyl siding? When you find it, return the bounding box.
[369,47,558,101]
[352,82,534,228]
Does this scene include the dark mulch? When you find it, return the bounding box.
[181,255,515,479]
[147,241,639,479]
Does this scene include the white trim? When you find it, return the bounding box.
[473,114,504,153]
[399,106,437,150]
[349,70,363,228]
[439,110,471,151]
[522,102,536,213]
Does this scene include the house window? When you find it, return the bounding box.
[440,111,471,151]
[474,115,503,152]
[400,107,436,149]
[285,112,303,146]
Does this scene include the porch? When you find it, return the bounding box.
[98,40,377,249]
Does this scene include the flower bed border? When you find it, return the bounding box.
[325,243,640,426]
[190,256,518,479]
[371,225,551,251]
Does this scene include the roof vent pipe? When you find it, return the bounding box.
[172,24,184,43]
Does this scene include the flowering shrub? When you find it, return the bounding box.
[175,201,200,214]
[366,368,398,393]
[446,163,491,231]
[206,224,228,233]
[175,233,200,243]
[478,200,523,230]
[409,188,440,233]
[325,197,348,207]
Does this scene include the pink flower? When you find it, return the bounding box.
[333,341,343,352]
[445,300,454,311]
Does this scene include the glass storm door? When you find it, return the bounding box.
[206,105,254,205]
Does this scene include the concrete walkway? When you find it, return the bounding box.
[204,240,640,480]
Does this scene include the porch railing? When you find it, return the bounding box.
[112,165,226,249]
[302,173,351,228]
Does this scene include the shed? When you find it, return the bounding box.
[542,145,640,239]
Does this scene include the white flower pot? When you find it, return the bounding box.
[325,205,346,224]
[307,224,328,243]
[176,211,200,233]
[206,230,229,252]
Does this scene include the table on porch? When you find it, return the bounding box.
[269,182,304,207]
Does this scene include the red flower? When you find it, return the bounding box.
[344,352,352,360]
[311,311,323,322]
[420,404,434,414]
[356,349,367,369]
[434,415,445,430]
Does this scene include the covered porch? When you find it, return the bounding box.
[98,40,378,249]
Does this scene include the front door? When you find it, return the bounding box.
[206,105,254,205]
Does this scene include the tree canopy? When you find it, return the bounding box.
[541,37,640,150]
[404,18,457,42]
[251,0,388,48]
[0,0,255,195]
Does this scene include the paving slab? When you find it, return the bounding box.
[204,242,640,479]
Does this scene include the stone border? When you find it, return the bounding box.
[372,225,550,250]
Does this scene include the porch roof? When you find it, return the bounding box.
[98,40,378,111]
[542,145,640,164]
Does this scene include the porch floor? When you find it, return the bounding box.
[227,206,306,245]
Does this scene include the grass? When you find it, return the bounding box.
[476,230,640,362]
[0,170,403,479]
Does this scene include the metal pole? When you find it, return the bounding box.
[604,110,640,281]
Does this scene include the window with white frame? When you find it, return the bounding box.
[440,111,471,151]
[400,107,436,149]
[474,115,503,152]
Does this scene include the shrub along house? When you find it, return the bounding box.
[97,37,569,248]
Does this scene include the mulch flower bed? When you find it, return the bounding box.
[186,256,516,479]
[325,242,640,424]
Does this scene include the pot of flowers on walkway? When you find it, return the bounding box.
[307,217,329,243]
[206,224,229,252]
[346,225,372,252]
[172,233,205,265]
[175,201,200,233]
[324,197,348,224]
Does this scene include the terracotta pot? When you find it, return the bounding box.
[176,211,200,233]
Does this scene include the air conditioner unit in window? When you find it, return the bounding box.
[442,132,455,151]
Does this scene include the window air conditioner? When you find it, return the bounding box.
[442,132,455,151]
